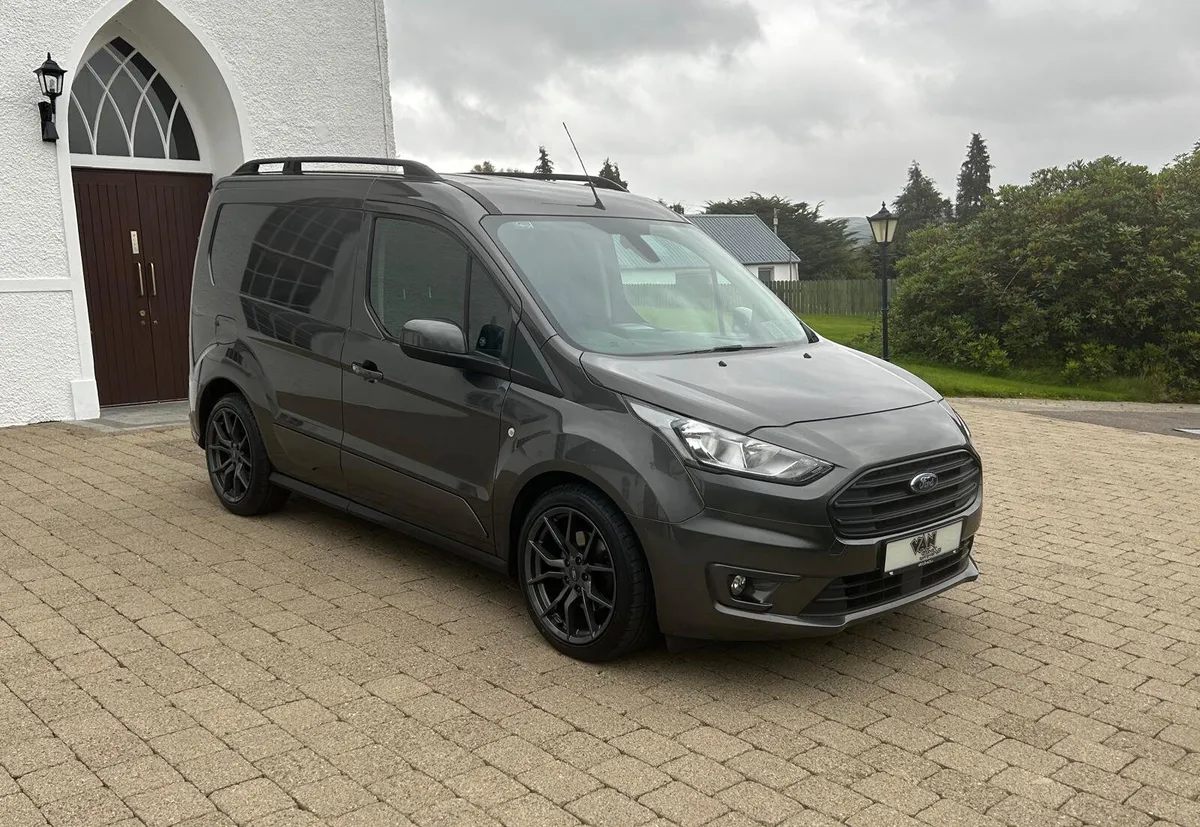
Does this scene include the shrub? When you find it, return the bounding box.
[888,146,1200,401]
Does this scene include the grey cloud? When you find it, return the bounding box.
[386,0,1200,216]
[391,0,761,103]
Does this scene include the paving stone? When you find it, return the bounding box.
[176,750,261,794]
[516,759,600,805]
[41,787,133,827]
[290,775,375,819]
[17,761,102,805]
[721,779,803,825]
[567,788,655,827]
[640,781,728,827]
[0,794,47,827]
[446,766,528,809]
[329,802,415,827]
[210,778,293,822]
[610,730,690,766]
[126,781,215,827]
[493,793,581,827]
[97,755,183,798]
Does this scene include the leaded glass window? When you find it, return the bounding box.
[68,37,199,161]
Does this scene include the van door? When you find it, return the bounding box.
[339,211,516,551]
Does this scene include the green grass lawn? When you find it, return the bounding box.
[800,314,875,344]
[800,313,1162,402]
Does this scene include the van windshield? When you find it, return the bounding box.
[484,216,810,356]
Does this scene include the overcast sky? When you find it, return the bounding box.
[385,0,1200,218]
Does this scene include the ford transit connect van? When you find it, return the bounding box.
[189,156,982,661]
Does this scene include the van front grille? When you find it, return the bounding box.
[829,450,980,540]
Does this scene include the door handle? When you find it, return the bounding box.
[137,263,145,297]
[150,263,157,297]
[351,361,384,382]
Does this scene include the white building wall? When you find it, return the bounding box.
[744,262,798,282]
[0,0,395,427]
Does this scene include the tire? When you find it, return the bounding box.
[204,392,289,517]
[519,484,656,662]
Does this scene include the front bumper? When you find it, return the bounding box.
[632,495,983,642]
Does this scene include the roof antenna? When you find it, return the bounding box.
[562,121,605,210]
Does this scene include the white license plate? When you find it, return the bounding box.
[884,521,963,574]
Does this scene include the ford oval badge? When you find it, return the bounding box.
[910,472,939,493]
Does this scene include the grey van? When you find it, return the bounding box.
[188,156,982,661]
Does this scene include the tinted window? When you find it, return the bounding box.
[370,218,469,336]
[468,260,511,359]
[209,203,360,326]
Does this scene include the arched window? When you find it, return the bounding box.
[68,37,199,161]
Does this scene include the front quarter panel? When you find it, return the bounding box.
[493,385,704,561]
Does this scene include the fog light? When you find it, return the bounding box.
[729,575,747,597]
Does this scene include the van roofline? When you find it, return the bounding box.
[219,155,684,221]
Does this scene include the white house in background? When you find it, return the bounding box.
[0,0,395,427]
[685,214,801,282]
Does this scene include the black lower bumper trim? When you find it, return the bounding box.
[801,542,973,617]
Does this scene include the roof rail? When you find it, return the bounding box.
[463,171,628,192]
[232,156,441,179]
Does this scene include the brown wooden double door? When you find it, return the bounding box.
[73,168,212,406]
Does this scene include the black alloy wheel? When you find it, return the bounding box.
[520,484,655,661]
[527,506,617,645]
[204,393,289,516]
[207,406,251,503]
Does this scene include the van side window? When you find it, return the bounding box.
[209,203,360,327]
[370,218,469,336]
[468,259,511,359]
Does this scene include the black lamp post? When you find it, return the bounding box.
[34,53,67,143]
[867,202,899,360]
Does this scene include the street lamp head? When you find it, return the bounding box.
[868,201,899,245]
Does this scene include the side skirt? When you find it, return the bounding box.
[269,473,508,574]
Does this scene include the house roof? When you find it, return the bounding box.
[684,214,800,264]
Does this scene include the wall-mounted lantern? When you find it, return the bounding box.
[34,53,67,142]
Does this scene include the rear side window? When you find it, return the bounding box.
[209,203,361,326]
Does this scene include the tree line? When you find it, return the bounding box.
[469,136,996,282]
[470,146,629,189]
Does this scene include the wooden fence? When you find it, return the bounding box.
[622,278,890,318]
[768,279,890,317]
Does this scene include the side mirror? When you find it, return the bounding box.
[732,306,753,335]
[400,319,466,357]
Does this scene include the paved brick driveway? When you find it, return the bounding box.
[1,402,1198,827]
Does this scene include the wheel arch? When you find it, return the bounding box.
[195,376,245,447]
[192,345,279,457]
[504,468,617,578]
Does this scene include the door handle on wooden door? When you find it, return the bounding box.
[150,263,157,296]
[137,263,145,296]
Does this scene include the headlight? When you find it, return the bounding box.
[939,399,972,439]
[629,401,833,484]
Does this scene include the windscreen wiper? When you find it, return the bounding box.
[678,344,776,355]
